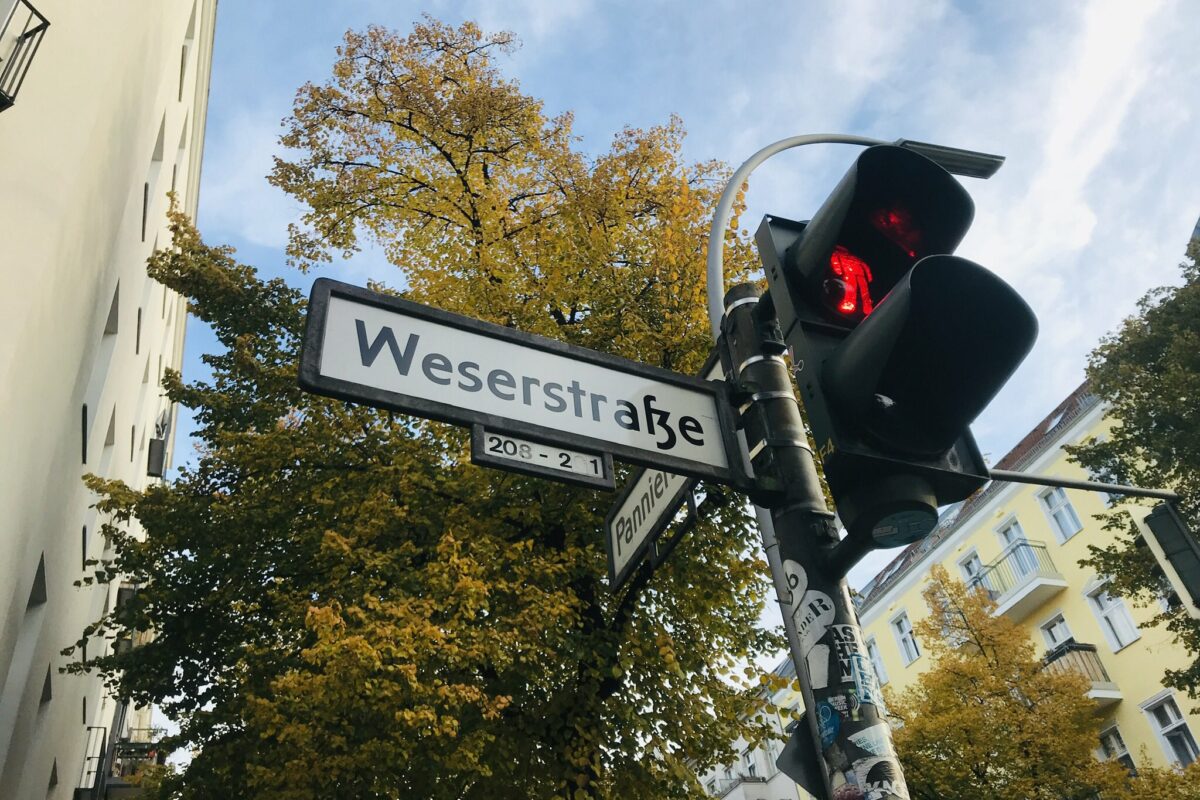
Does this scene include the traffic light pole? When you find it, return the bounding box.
[722,284,907,800]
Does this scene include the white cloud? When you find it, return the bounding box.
[198,108,298,249]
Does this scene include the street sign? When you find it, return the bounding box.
[605,467,696,590]
[470,425,614,490]
[603,356,725,591]
[299,279,743,485]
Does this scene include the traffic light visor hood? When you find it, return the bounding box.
[786,145,974,325]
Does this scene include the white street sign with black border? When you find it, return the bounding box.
[298,279,745,486]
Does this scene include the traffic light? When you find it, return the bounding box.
[1143,504,1200,618]
[757,145,1037,551]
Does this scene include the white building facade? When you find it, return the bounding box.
[0,1,215,797]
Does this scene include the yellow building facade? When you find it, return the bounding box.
[855,383,1200,774]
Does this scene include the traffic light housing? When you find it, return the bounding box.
[758,145,1037,550]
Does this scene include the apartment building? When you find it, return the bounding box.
[697,657,803,800]
[705,383,1199,798]
[0,2,215,797]
[854,383,1198,774]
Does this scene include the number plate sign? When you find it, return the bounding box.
[471,425,614,490]
[299,279,743,485]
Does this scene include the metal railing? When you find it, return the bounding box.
[78,725,108,799]
[111,725,167,780]
[0,0,49,110]
[966,540,1059,601]
[712,774,766,798]
[1043,641,1113,684]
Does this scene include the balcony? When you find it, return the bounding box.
[74,703,163,799]
[966,540,1067,621]
[711,774,769,800]
[1043,641,1122,708]
[0,0,50,111]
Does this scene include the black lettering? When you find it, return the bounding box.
[566,380,586,418]
[421,352,452,385]
[589,393,607,422]
[457,361,482,392]
[643,395,676,451]
[543,382,567,412]
[355,320,418,374]
[488,369,516,400]
[614,400,639,430]
[679,415,704,446]
[521,375,540,406]
[652,473,665,498]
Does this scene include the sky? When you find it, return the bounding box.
[186,0,1200,595]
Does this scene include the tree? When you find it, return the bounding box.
[888,565,1200,800]
[68,19,777,800]
[1067,239,1200,700]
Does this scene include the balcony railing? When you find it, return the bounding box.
[0,0,49,111]
[713,774,767,798]
[1043,641,1122,707]
[1044,641,1111,682]
[965,540,1066,619]
[76,725,108,800]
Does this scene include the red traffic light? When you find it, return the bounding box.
[826,246,875,318]
[784,146,974,329]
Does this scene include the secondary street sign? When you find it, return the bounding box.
[603,355,726,591]
[299,279,743,485]
[605,468,695,590]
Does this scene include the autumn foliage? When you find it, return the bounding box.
[889,566,1200,800]
[69,18,775,800]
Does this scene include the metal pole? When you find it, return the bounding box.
[722,284,907,800]
[987,468,1181,502]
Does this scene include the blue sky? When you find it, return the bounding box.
[186,0,1200,590]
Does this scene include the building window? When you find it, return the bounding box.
[1144,695,1199,767]
[1040,487,1083,542]
[742,748,757,778]
[893,612,920,665]
[866,636,889,685]
[1088,584,1139,650]
[178,44,188,102]
[1039,613,1074,649]
[959,551,983,584]
[997,517,1037,577]
[1098,726,1136,773]
[142,182,149,242]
